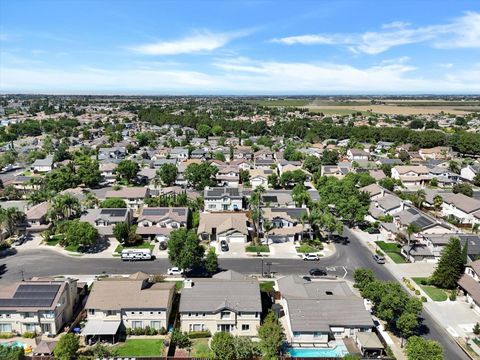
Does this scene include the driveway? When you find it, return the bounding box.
[268,242,298,259]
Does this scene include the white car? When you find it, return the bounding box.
[302,253,320,261]
[167,267,184,276]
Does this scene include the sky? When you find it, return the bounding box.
[1,0,480,95]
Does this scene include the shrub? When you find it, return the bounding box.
[188,330,211,339]
[415,290,421,296]
[159,327,167,335]
[0,241,11,251]
[0,333,15,339]
[421,296,428,302]
[449,290,457,301]
[419,278,430,285]
[144,326,158,336]
[133,327,145,335]
[22,331,37,338]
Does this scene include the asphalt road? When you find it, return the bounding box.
[0,229,468,359]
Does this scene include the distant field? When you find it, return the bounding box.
[307,104,473,115]
[308,108,366,115]
[245,99,310,107]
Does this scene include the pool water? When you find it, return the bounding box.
[288,345,348,358]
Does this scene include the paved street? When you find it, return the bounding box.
[0,227,468,359]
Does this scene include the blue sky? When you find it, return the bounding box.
[1,0,480,94]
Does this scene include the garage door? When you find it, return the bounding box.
[228,236,246,243]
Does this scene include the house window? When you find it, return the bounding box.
[190,324,204,332]
[88,309,95,316]
[293,332,301,338]
[25,323,36,332]
[255,312,259,318]
[313,332,321,338]
[150,321,161,330]
[241,324,250,331]
[0,323,12,333]
[132,321,143,329]
[220,311,230,319]
[131,311,135,315]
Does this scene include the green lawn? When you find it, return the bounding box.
[375,241,406,264]
[45,235,62,246]
[412,277,448,301]
[296,244,320,253]
[114,339,164,357]
[191,338,211,358]
[246,244,270,253]
[115,242,155,253]
[260,281,275,292]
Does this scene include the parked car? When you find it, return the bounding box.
[167,267,184,276]
[220,240,229,252]
[14,235,27,246]
[309,268,327,276]
[372,254,385,264]
[303,253,320,261]
[367,227,380,234]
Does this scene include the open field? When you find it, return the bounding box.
[245,99,310,107]
[306,104,474,115]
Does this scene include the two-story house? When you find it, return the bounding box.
[179,275,261,336]
[458,260,480,313]
[391,165,430,188]
[204,187,244,212]
[105,187,150,210]
[262,207,309,243]
[277,276,374,347]
[197,212,249,244]
[441,193,480,225]
[346,149,369,161]
[170,147,189,161]
[80,208,132,238]
[31,155,54,173]
[216,165,240,188]
[83,275,175,343]
[0,278,79,336]
[99,162,118,184]
[136,207,189,242]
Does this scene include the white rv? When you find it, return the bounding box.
[121,248,153,261]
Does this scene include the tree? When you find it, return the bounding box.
[75,156,102,187]
[453,183,473,197]
[412,189,426,209]
[448,160,461,174]
[473,322,480,336]
[233,336,259,359]
[431,237,464,289]
[211,125,223,136]
[204,247,218,275]
[171,329,192,350]
[429,177,438,187]
[0,207,25,237]
[116,159,139,184]
[433,195,443,216]
[474,173,480,187]
[54,333,80,360]
[197,124,211,138]
[320,149,339,165]
[405,336,443,360]
[100,197,127,208]
[291,184,310,207]
[396,312,419,346]
[353,268,375,291]
[168,228,205,270]
[267,173,279,189]
[378,177,398,191]
[257,311,285,360]
[239,169,250,184]
[283,144,303,161]
[210,332,236,360]
[48,193,81,222]
[63,220,99,249]
[406,223,421,247]
[184,162,218,190]
[156,163,178,187]
[113,222,130,243]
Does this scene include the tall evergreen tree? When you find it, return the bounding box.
[431,237,464,289]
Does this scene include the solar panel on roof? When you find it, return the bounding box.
[100,209,127,217]
[143,208,168,216]
[0,284,60,308]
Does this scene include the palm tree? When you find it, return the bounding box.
[413,189,426,209]
[433,195,443,217]
[82,191,99,209]
[251,186,266,244]
[153,171,162,190]
[0,207,26,237]
[263,219,273,245]
[406,223,421,247]
[49,193,81,221]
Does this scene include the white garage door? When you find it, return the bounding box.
[228,236,246,243]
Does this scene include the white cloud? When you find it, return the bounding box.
[2,58,480,94]
[272,11,480,54]
[129,30,248,55]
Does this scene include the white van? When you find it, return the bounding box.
[121,248,153,261]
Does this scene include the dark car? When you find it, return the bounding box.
[14,235,27,246]
[220,240,229,252]
[309,268,327,277]
[367,227,380,234]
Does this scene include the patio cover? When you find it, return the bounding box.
[81,320,121,336]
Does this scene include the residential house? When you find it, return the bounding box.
[262,207,309,243]
[230,159,251,171]
[458,260,480,313]
[427,166,460,187]
[80,208,132,238]
[31,155,54,173]
[204,187,243,212]
[461,164,480,182]
[441,193,480,225]
[0,278,79,335]
[23,201,50,232]
[136,207,189,242]
[99,162,117,184]
[83,275,174,343]
[360,183,385,201]
[105,187,150,209]
[170,147,189,161]
[249,169,274,189]
[179,276,261,336]
[277,276,374,347]
[419,146,452,161]
[98,147,126,160]
[190,148,209,160]
[346,149,369,161]
[321,165,350,179]
[198,212,249,243]
[234,147,254,161]
[391,165,430,188]
[423,234,480,261]
[216,165,240,188]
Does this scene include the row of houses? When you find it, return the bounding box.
[0,271,381,355]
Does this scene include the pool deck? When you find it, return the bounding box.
[343,337,361,355]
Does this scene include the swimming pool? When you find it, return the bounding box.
[288,345,348,358]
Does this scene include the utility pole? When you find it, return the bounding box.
[20,270,25,282]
